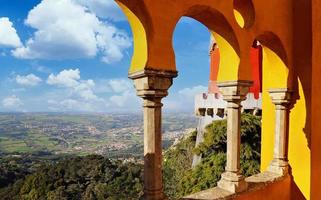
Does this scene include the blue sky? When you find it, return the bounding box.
[0,0,210,113]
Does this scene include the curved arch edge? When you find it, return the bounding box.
[116,1,148,74]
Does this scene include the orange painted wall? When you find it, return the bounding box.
[233,176,305,200]
[311,0,321,199]
[234,177,291,200]
[208,47,220,94]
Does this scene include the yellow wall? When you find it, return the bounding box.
[213,32,240,81]
[233,10,245,28]
[261,47,310,199]
[116,1,148,74]
[261,47,289,169]
[288,79,310,199]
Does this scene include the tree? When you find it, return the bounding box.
[164,113,261,199]
[0,155,144,200]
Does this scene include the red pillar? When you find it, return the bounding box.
[249,43,263,99]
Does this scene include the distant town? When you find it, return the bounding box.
[0,112,197,158]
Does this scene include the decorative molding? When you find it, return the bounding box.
[128,69,178,80]
[217,80,253,101]
[268,89,292,105]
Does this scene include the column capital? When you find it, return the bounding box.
[129,69,177,99]
[217,80,253,102]
[269,89,292,105]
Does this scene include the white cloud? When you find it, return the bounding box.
[48,99,94,111]
[1,69,140,112]
[74,80,97,100]
[2,95,23,108]
[94,78,139,109]
[75,0,126,21]
[16,74,42,86]
[164,85,207,111]
[108,79,132,93]
[94,78,133,94]
[47,69,80,87]
[47,68,98,100]
[34,65,52,74]
[58,99,79,109]
[178,85,208,98]
[0,17,22,48]
[46,75,140,112]
[109,90,138,108]
[12,0,131,63]
[95,78,139,108]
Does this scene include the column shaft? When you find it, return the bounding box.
[130,70,177,200]
[274,105,288,161]
[216,80,252,193]
[226,102,242,173]
[268,89,292,175]
[143,98,164,199]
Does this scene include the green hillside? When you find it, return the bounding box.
[0,155,143,200]
[163,113,261,199]
[0,113,261,200]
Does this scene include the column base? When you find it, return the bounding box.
[140,189,167,200]
[268,159,289,176]
[217,172,248,193]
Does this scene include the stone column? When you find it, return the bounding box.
[217,80,252,193]
[129,70,177,200]
[268,89,292,176]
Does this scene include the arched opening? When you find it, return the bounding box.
[163,17,214,199]
[163,15,263,198]
[254,33,290,172]
[167,16,211,108]
[256,34,309,198]
[256,33,310,198]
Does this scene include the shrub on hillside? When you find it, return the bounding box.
[164,113,261,199]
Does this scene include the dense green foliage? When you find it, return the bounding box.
[163,131,197,199]
[0,155,143,200]
[164,113,261,199]
[0,152,62,189]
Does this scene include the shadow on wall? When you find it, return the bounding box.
[293,0,312,149]
[257,28,311,199]
[292,0,312,199]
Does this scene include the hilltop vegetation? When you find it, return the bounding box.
[0,113,261,200]
[164,113,261,199]
[0,155,143,200]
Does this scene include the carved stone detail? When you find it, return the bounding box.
[130,70,177,200]
[216,80,253,193]
[268,89,292,176]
